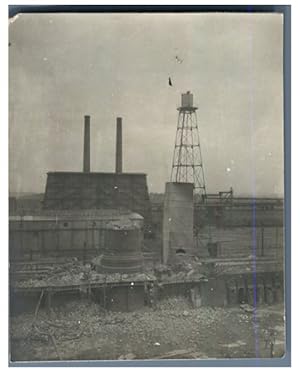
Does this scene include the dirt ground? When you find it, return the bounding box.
[10,298,285,362]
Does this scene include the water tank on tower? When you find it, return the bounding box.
[181,91,194,108]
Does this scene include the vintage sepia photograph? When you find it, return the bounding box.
[9,10,286,363]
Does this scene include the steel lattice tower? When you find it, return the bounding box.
[171,91,207,198]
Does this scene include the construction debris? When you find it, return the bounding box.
[240,304,255,314]
[11,258,209,290]
[10,299,285,361]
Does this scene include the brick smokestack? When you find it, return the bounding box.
[83,115,90,173]
[115,117,123,174]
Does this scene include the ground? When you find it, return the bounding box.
[10,298,285,362]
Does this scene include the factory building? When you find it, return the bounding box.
[9,209,143,262]
[10,115,151,273]
[43,116,152,224]
[43,171,151,223]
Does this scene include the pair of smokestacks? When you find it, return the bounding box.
[83,115,123,174]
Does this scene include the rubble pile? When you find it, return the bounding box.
[10,298,285,361]
[106,218,141,230]
[214,261,282,276]
[12,260,92,288]
[12,258,156,289]
[157,296,190,311]
[153,262,208,284]
[12,257,209,289]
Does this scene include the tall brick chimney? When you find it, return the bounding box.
[115,117,123,174]
[83,115,90,172]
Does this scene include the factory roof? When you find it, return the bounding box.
[9,209,144,222]
[47,171,147,176]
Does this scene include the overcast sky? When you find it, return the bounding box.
[9,12,284,195]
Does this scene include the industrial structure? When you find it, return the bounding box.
[171,91,207,198]
[164,92,209,263]
[43,171,151,222]
[43,116,151,224]
[100,226,143,273]
[9,209,143,262]
[9,93,284,318]
[162,182,194,264]
[83,115,90,173]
